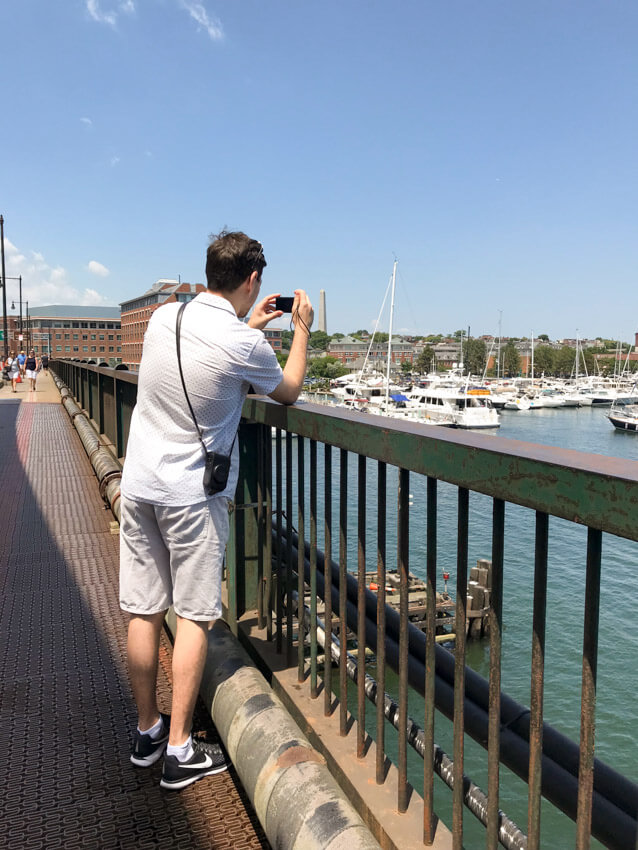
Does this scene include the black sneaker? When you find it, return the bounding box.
[130,713,171,767]
[160,740,230,790]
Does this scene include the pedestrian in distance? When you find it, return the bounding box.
[7,351,21,392]
[41,353,49,373]
[25,350,38,391]
[17,349,26,377]
[119,230,313,791]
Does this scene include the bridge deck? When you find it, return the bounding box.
[0,373,269,849]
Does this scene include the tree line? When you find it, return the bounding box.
[275,329,636,380]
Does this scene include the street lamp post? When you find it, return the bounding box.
[1,215,8,359]
[8,276,24,350]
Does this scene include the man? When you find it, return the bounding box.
[17,349,26,377]
[119,231,313,791]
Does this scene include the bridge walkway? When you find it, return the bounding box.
[0,372,269,849]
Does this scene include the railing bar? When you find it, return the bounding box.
[376,460,387,784]
[339,448,348,736]
[264,427,273,639]
[324,443,333,716]
[297,436,306,683]
[357,454,367,758]
[452,486,469,849]
[398,467,410,813]
[275,428,283,653]
[487,497,505,850]
[528,510,549,849]
[575,527,603,849]
[423,476,437,844]
[256,424,265,630]
[309,600,528,850]
[310,440,318,698]
[286,432,294,664]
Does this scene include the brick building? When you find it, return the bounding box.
[5,306,122,364]
[120,280,206,370]
[263,328,283,352]
[120,280,285,370]
[327,335,414,367]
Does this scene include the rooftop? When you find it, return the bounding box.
[27,305,121,319]
[120,280,203,309]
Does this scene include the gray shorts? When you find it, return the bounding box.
[119,494,230,621]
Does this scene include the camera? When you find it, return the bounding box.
[275,296,295,313]
[203,451,231,495]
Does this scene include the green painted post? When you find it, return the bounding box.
[226,421,261,631]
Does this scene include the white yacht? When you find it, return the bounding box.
[405,385,500,429]
[503,395,532,411]
[530,389,566,408]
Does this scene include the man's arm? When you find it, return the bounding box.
[269,290,314,405]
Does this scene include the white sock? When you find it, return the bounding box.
[138,715,164,740]
[166,735,194,762]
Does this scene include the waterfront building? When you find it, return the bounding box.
[8,306,123,365]
[120,281,284,370]
[431,340,462,369]
[328,335,414,367]
[120,280,206,370]
[263,328,283,352]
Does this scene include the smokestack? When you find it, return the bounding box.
[318,289,327,333]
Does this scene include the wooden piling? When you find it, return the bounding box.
[466,558,493,639]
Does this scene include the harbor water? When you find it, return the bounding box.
[282,402,638,848]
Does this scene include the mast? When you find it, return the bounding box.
[531,331,534,380]
[575,330,579,384]
[385,259,397,410]
[497,309,503,379]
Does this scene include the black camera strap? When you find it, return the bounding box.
[175,300,237,459]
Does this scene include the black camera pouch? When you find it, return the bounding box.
[203,451,232,496]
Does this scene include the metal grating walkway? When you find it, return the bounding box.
[0,397,269,850]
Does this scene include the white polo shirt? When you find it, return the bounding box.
[121,291,283,506]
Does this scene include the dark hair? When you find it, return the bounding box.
[205,230,267,292]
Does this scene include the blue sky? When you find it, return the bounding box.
[1,1,637,342]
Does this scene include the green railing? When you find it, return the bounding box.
[51,360,638,850]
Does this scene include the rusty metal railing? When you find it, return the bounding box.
[238,396,638,850]
[50,361,638,850]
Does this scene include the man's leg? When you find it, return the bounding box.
[168,615,210,746]
[127,610,166,730]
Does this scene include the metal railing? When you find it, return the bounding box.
[53,359,137,458]
[51,361,638,850]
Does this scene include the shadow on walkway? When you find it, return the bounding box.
[0,398,268,849]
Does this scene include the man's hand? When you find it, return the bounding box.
[269,289,314,405]
[291,289,314,333]
[247,294,283,330]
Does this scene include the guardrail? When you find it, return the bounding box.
[53,359,137,459]
[51,360,638,850]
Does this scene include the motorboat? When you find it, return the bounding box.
[503,395,532,411]
[405,385,500,428]
[606,383,638,430]
[608,401,638,432]
[532,389,566,408]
